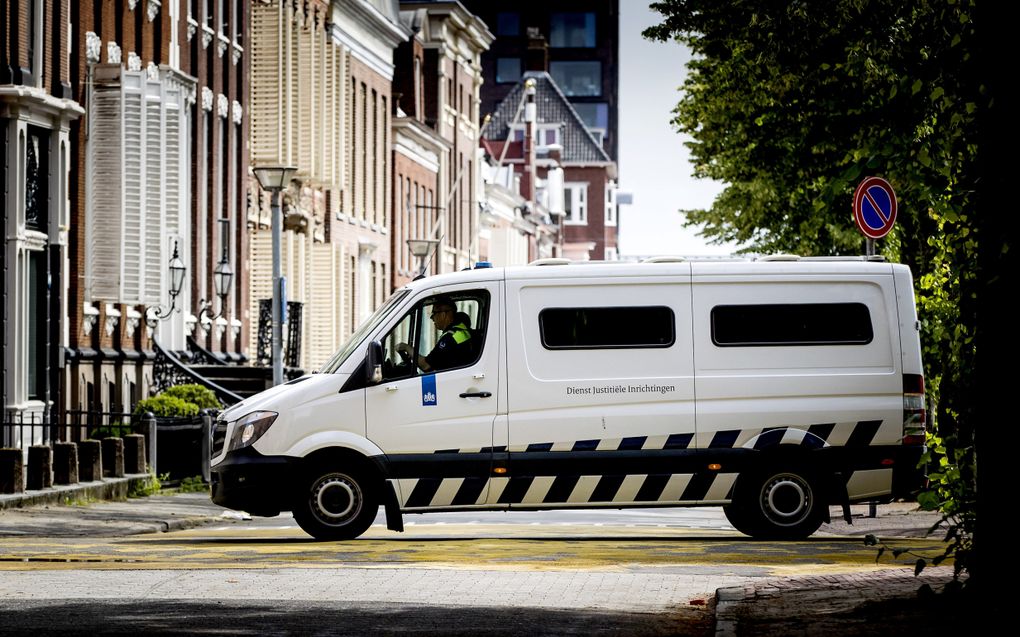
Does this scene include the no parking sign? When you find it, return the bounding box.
[853,177,897,239]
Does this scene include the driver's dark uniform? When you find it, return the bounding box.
[424,320,473,371]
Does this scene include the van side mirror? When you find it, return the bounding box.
[367,340,383,384]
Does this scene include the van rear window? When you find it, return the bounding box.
[540,306,675,349]
[711,303,873,346]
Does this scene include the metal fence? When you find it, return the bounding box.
[2,407,140,448]
[2,407,215,482]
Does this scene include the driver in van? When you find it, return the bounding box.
[397,295,473,372]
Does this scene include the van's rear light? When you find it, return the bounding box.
[902,374,926,445]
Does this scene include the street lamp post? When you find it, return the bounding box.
[406,238,439,279]
[253,165,297,386]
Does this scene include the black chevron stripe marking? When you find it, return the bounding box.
[543,475,580,503]
[572,439,599,451]
[450,476,488,506]
[435,449,459,454]
[590,475,626,502]
[846,420,882,447]
[498,476,534,504]
[807,423,835,444]
[709,430,741,448]
[479,446,507,453]
[405,477,443,508]
[664,433,693,449]
[753,427,786,450]
[527,442,554,452]
[635,474,670,502]
[618,436,647,450]
[680,472,716,501]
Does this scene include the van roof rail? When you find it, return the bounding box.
[798,255,889,262]
[756,254,801,261]
[641,256,687,263]
[529,257,572,266]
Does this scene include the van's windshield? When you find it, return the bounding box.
[318,289,411,374]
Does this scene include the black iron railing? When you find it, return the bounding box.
[256,298,303,368]
[2,408,141,449]
[2,407,217,483]
[152,337,243,406]
[186,335,228,366]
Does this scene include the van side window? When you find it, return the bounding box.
[711,303,873,346]
[539,306,675,349]
[380,290,489,380]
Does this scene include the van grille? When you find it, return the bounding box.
[211,419,228,457]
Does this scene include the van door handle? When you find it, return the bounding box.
[386,385,399,392]
[459,391,492,399]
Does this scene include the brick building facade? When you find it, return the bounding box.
[2,0,83,428]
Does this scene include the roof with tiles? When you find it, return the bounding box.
[481,71,612,164]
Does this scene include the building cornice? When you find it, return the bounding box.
[332,0,411,80]
[393,117,451,175]
[0,86,84,124]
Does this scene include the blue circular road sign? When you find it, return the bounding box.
[853,176,897,239]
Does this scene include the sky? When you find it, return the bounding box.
[616,4,739,257]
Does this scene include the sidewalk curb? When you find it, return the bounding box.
[158,515,223,533]
[714,583,753,637]
[0,474,153,511]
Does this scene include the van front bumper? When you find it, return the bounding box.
[210,447,298,517]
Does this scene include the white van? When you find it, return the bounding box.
[210,257,926,541]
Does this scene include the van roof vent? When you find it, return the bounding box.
[641,256,687,263]
[757,254,802,262]
[529,257,572,266]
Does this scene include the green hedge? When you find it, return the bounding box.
[162,384,221,410]
[133,394,200,418]
[132,384,220,418]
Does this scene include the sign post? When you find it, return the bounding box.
[852,176,897,256]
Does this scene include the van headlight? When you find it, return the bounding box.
[229,411,279,451]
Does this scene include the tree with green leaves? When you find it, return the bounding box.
[645,0,980,585]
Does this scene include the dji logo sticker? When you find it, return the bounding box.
[421,374,437,406]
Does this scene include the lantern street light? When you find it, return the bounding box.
[253,165,297,386]
[146,240,187,327]
[199,247,235,324]
[407,238,439,279]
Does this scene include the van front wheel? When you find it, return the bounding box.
[724,468,824,540]
[292,467,377,541]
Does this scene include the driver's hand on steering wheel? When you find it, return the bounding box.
[396,343,412,361]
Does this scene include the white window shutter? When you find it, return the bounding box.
[307,242,339,370]
[250,2,284,165]
[118,71,146,304]
[295,14,312,177]
[86,69,126,301]
[142,74,165,305]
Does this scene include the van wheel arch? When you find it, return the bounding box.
[290,447,385,541]
[725,450,827,540]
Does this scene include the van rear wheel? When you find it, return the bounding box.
[292,466,378,541]
[724,468,824,540]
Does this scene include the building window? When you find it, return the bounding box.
[540,306,675,350]
[234,0,244,42]
[550,61,602,97]
[572,102,608,131]
[605,185,616,226]
[564,182,588,224]
[25,130,48,231]
[550,13,596,48]
[220,0,229,35]
[711,303,874,347]
[497,12,520,37]
[27,251,47,400]
[509,124,560,146]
